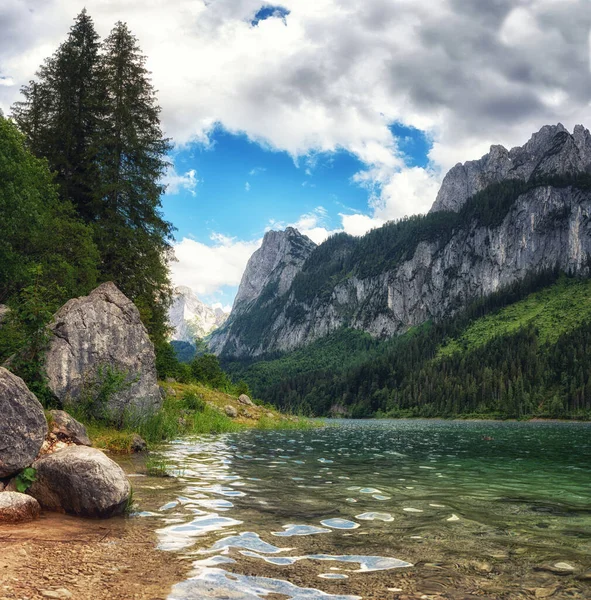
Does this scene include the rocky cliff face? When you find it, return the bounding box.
[431,124,591,213]
[168,286,228,343]
[209,227,316,353]
[212,125,591,359]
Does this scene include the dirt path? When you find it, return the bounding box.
[0,513,189,600]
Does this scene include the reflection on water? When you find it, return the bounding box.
[125,420,591,599]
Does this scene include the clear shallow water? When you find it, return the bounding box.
[126,420,591,599]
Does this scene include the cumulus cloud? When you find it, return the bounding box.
[3,1,590,217]
[171,233,262,297]
[163,167,199,196]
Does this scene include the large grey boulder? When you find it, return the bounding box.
[0,491,41,523]
[28,446,131,518]
[0,367,47,478]
[44,282,161,418]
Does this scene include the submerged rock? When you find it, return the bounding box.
[0,491,40,523]
[29,446,131,518]
[0,367,48,478]
[44,282,161,418]
[48,410,91,446]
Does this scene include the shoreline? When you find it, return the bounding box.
[0,513,189,600]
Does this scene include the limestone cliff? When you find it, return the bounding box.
[212,125,591,359]
[431,124,591,213]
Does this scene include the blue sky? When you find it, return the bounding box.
[2,0,588,309]
[163,123,433,308]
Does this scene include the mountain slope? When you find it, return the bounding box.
[212,124,591,360]
[209,227,316,355]
[169,286,228,343]
[227,273,591,419]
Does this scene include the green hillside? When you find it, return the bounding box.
[227,273,591,420]
[439,276,591,357]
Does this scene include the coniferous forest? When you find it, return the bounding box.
[1,11,175,391]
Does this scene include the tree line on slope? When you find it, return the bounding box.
[226,269,591,420]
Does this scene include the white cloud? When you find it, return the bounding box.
[0,76,14,87]
[3,0,589,225]
[163,167,198,196]
[212,302,232,314]
[245,181,251,192]
[249,167,266,176]
[171,233,262,297]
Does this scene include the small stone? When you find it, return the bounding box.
[48,410,91,446]
[130,434,147,453]
[238,394,254,406]
[0,492,41,523]
[535,563,576,575]
[40,590,72,599]
[224,405,238,418]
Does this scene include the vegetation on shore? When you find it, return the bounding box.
[86,380,318,453]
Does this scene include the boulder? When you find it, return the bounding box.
[130,433,147,453]
[48,410,91,446]
[0,491,40,523]
[224,405,238,418]
[29,446,131,518]
[0,367,48,478]
[238,394,254,406]
[0,304,9,326]
[44,282,161,418]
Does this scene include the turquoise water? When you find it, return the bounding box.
[128,420,591,598]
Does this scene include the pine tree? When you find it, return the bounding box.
[12,10,104,220]
[96,21,175,345]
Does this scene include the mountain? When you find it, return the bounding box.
[209,227,316,354]
[168,286,229,343]
[212,124,591,362]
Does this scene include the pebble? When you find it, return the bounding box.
[40,590,72,599]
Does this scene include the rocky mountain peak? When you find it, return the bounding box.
[431,123,591,213]
[231,227,317,313]
[168,286,229,343]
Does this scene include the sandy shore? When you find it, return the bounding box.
[0,512,189,600]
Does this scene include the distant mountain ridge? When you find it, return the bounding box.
[210,124,591,359]
[168,286,229,344]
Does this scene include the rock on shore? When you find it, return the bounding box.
[0,367,47,478]
[0,492,40,523]
[29,446,131,518]
[44,282,161,418]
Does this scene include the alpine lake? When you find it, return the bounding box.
[117,420,591,599]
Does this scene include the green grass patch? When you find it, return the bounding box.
[438,276,591,358]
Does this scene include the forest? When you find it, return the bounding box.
[225,270,591,420]
[0,11,182,399]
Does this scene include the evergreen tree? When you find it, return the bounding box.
[96,21,175,345]
[12,10,104,220]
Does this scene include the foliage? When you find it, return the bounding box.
[11,11,174,345]
[227,270,591,419]
[72,364,135,426]
[145,456,170,477]
[0,115,99,305]
[15,467,37,493]
[170,340,197,363]
[190,353,233,390]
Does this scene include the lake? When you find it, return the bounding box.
[124,420,591,599]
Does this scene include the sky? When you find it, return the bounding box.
[1,0,591,309]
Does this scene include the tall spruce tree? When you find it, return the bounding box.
[12,13,175,345]
[12,10,104,220]
[96,21,174,345]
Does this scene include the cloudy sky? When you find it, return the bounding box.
[1,0,590,309]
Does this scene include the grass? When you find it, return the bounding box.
[438,276,591,358]
[84,381,319,452]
